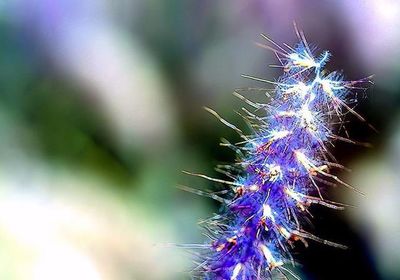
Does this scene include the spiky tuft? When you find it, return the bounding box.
[188,27,371,280]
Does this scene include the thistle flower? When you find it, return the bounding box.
[186,26,372,280]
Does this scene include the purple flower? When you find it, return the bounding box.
[191,30,370,280]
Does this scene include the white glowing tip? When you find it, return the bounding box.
[285,82,309,98]
[262,204,275,222]
[297,82,309,93]
[249,184,259,192]
[278,226,291,239]
[288,53,317,68]
[259,244,284,269]
[270,130,291,141]
[284,188,301,201]
[268,165,282,182]
[320,79,334,97]
[309,92,316,102]
[299,105,313,122]
[295,151,313,170]
[277,110,296,117]
[294,150,306,161]
[298,105,317,132]
[230,263,242,280]
[259,244,274,263]
[288,53,300,61]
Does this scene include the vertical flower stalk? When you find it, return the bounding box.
[188,27,371,280]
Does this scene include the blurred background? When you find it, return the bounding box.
[0,0,399,279]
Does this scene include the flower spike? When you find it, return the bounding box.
[186,27,372,280]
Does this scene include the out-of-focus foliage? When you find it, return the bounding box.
[0,1,399,279]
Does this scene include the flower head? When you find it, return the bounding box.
[190,27,371,280]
